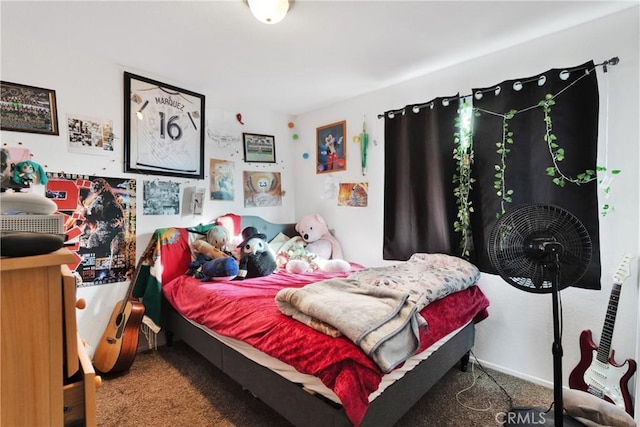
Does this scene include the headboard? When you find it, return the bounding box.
[134,215,299,326]
[240,215,297,241]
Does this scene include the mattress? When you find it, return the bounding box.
[175,312,471,404]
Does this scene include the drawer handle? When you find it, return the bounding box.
[76,298,86,309]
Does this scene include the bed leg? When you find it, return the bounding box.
[460,351,470,372]
[166,330,174,347]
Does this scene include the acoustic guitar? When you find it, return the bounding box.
[93,263,145,374]
[568,253,636,415]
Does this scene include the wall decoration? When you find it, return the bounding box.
[242,133,276,163]
[45,173,137,286]
[210,158,235,200]
[1,146,32,192]
[191,187,205,214]
[67,114,114,155]
[142,180,180,215]
[338,182,368,207]
[124,72,205,179]
[0,81,59,135]
[316,120,346,173]
[243,171,282,207]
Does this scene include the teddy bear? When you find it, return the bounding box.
[277,214,350,274]
[295,213,344,260]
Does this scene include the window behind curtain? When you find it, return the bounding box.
[383,61,601,289]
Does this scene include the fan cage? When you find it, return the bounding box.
[488,204,592,293]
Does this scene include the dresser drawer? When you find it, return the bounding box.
[63,379,85,426]
[64,334,100,427]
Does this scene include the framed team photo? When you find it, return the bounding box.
[123,72,205,179]
[0,81,59,135]
[242,133,276,163]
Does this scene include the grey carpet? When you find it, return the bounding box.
[96,341,554,427]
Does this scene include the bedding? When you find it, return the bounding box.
[275,277,426,373]
[134,222,490,426]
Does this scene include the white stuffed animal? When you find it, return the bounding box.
[277,234,350,274]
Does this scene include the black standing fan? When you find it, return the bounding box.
[488,204,592,426]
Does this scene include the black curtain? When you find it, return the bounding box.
[382,61,601,289]
[470,61,601,289]
[383,96,461,260]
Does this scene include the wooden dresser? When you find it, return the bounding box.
[1,248,100,426]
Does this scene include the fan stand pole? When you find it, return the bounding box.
[550,258,564,427]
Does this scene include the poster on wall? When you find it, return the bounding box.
[316,120,346,173]
[243,171,282,207]
[45,173,137,286]
[66,114,114,155]
[191,188,205,215]
[338,182,368,207]
[142,180,180,215]
[210,158,234,200]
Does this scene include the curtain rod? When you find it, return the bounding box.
[377,56,620,119]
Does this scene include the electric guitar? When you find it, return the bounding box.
[93,262,145,374]
[568,253,636,415]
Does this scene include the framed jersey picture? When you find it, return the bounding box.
[124,72,205,179]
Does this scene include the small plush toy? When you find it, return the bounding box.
[12,160,48,187]
[235,226,277,280]
[187,225,238,280]
[199,257,239,282]
[191,225,232,260]
[295,213,344,260]
[278,236,350,274]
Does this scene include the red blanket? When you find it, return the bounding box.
[163,268,489,426]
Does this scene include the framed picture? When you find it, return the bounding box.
[242,133,276,163]
[316,120,346,173]
[0,81,59,135]
[124,72,205,179]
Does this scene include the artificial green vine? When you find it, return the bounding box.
[451,88,620,249]
[452,102,475,259]
[540,94,597,186]
[494,109,517,217]
[596,165,621,216]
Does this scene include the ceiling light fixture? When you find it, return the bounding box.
[248,0,291,24]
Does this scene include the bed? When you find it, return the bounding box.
[133,215,490,427]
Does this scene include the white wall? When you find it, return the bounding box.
[293,7,640,410]
[2,2,638,415]
[0,35,296,355]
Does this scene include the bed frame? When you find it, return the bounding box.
[162,215,474,426]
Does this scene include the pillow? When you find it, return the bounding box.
[563,389,636,427]
[268,232,290,254]
[0,192,58,214]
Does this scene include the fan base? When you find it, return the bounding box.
[502,407,585,426]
